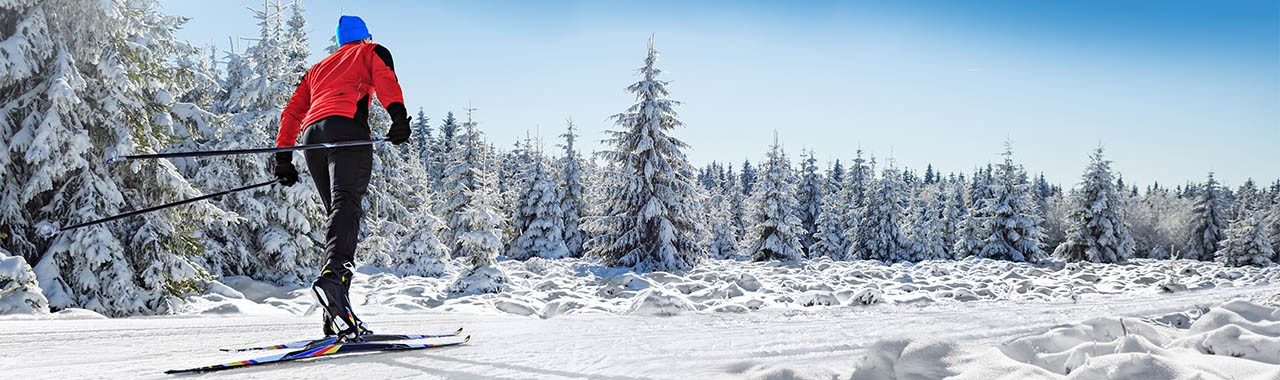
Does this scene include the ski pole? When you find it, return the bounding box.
[105,139,387,164]
[35,180,281,238]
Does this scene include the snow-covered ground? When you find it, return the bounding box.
[2,258,1278,379]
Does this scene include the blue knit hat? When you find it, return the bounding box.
[336,15,372,45]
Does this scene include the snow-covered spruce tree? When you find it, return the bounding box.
[440,109,489,254]
[1215,211,1275,267]
[968,165,995,210]
[282,0,308,82]
[498,136,535,241]
[508,146,570,260]
[584,38,705,271]
[1183,173,1227,261]
[412,108,434,168]
[433,111,460,185]
[936,180,964,258]
[808,160,847,259]
[726,164,748,243]
[188,2,324,285]
[952,208,985,259]
[795,150,823,254]
[1233,179,1264,220]
[904,186,948,261]
[0,247,49,314]
[810,163,848,259]
[1,0,230,315]
[391,200,449,277]
[351,97,449,276]
[1127,185,1192,259]
[841,151,875,259]
[852,166,910,262]
[975,144,1046,262]
[705,189,741,260]
[557,120,588,257]
[1266,193,1280,258]
[1054,147,1135,263]
[448,164,509,295]
[740,160,758,195]
[744,135,806,262]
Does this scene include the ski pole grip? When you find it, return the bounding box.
[104,147,124,165]
[35,221,60,239]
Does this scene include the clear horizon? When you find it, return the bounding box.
[161,0,1279,190]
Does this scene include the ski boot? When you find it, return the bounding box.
[311,262,372,342]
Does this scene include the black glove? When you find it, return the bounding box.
[387,116,411,145]
[385,102,411,145]
[274,152,298,186]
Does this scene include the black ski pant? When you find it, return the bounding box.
[300,116,373,274]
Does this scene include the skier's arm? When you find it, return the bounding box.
[277,74,312,148]
[370,44,407,122]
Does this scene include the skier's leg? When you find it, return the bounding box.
[301,121,338,336]
[309,116,374,340]
[322,142,373,273]
[300,124,333,213]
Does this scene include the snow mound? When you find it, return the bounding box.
[851,299,1280,380]
[627,287,697,316]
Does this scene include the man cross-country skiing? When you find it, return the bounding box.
[273,15,412,341]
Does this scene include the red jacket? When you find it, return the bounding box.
[276,42,406,147]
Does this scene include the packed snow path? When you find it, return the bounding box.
[2,282,1277,379]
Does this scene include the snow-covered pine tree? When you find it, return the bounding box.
[903,185,948,261]
[349,95,449,277]
[968,165,995,210]
[740,160,758,195]
[282,0,308,83]
[1054,147,1135,263]
[1215,211,1275,267]
[498,136,536,239]
[1127,184,1192,258]
[706,188,741,260]
[829,159,845,188]
[810,166,848,259]
[1233,179,1263,219]
[584,37,705,271]
[744,135,805,262]
[975,143,1046,262]
[726,164,747,243]
[1183,173,1228,261]
[840,150,875,259]
[0,247,49,314]
[936,180,964,258]
[508,144,570,260]
[449,163,509,295]
[795,150,823,255]
[1267,193,1280,258]
[807,160,844,259]
[952,208,984,259]
[852,166,910,262]
[557,119,588,257]
[192,2,324,285]
[412,108,433,167]
[2,0,233,315]
[440,108,489,254]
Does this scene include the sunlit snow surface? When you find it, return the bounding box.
[2,257,1278,379]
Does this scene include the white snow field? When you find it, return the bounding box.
[2,257,1279,379]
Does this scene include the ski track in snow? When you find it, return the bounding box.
[2,258,1279,379]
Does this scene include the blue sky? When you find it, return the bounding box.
[161,0,1279,189]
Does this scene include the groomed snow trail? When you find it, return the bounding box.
[2,283,1277,379]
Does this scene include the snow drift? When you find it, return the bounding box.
[850,299,1280,380]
